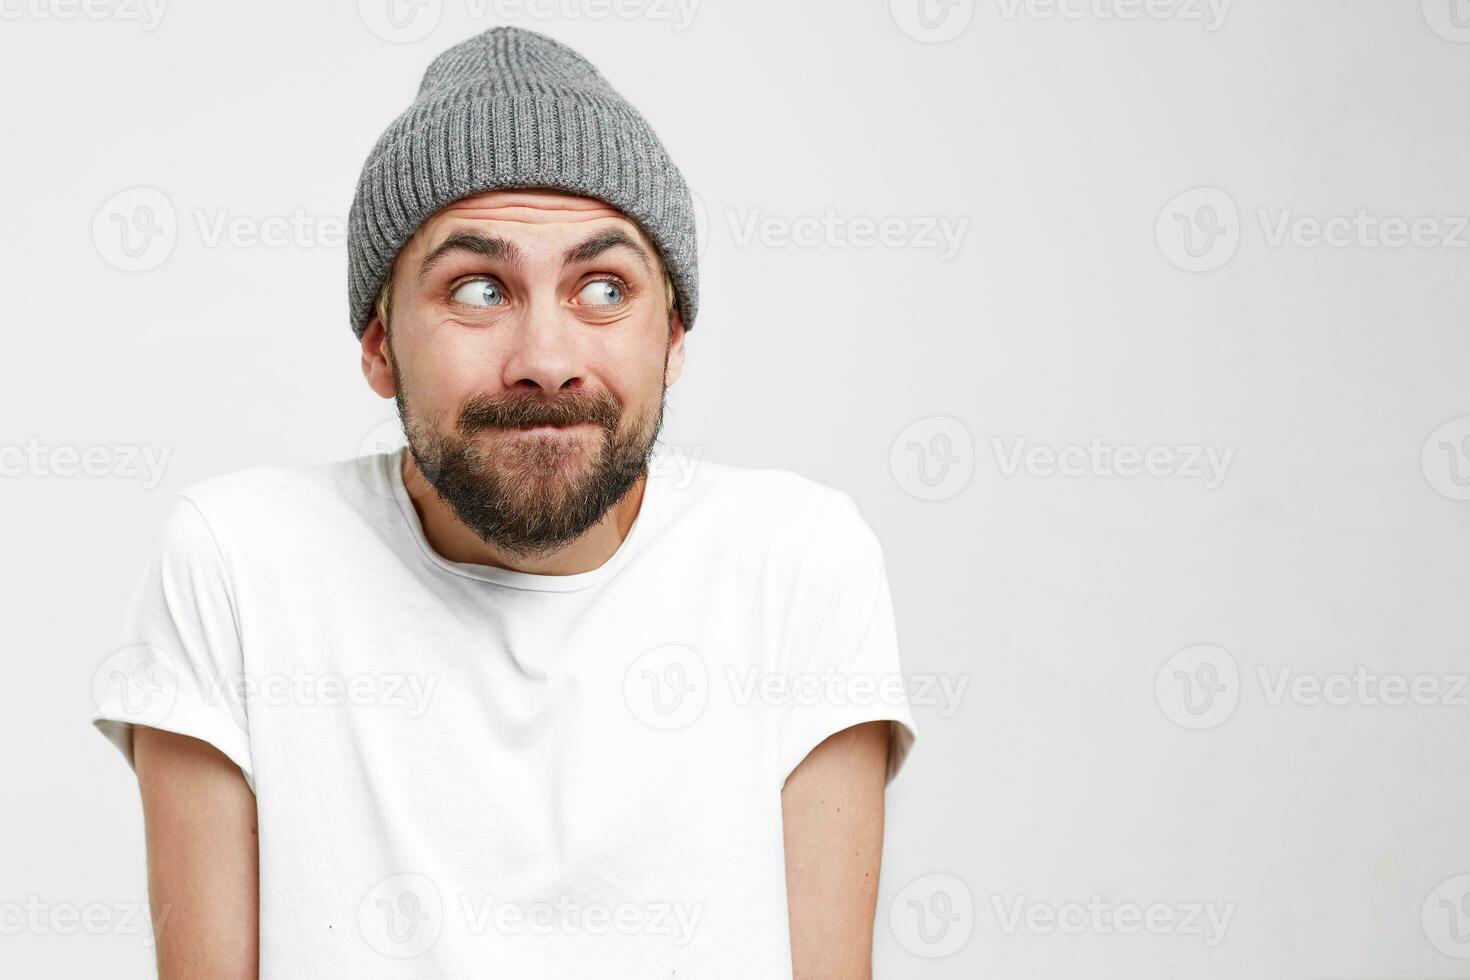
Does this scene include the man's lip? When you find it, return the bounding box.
[500,421,595,432]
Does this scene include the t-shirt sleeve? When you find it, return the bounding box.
[91,493,255,793]
[775,493,918,788]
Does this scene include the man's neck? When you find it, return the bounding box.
[400,453,647,577]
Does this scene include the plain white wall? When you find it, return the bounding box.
[3,0,1469,976]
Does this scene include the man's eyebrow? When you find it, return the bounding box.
[563,229,653,275]
[417,233,526,285]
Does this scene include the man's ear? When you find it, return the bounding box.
[360,315,397,399]
[664,309,687,388]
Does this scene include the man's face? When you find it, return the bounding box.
[360,188,686,558]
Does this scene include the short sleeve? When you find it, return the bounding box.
[91,494,255,792]
[775,494,918,787]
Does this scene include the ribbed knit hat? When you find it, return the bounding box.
[346,26,699,340]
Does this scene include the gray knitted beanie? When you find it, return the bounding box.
[346,26,699,340]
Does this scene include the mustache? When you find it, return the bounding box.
[459,390,620,431]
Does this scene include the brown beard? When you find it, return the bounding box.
[388,347,667,560]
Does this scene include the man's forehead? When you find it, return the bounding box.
[417,189,641,242]
[397,187,663,285]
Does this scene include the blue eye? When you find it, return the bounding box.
[577,280,623,306]
[452,279,505,307]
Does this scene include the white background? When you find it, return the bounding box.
[3,0,1470,976]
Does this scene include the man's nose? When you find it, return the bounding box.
[499,297,586,393]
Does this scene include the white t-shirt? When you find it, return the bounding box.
[92,442,918,979]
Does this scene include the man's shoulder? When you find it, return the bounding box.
[659,446,877,554]
[177,456,346,507]
[170,454,377,543]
